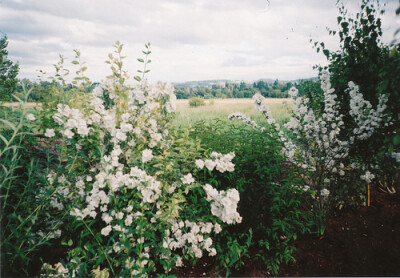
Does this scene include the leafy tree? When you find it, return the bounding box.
[0,36,19,102]
[314,0,400,166]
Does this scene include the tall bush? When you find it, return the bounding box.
[230,69,392,235]
[189,96,206,107]
[0,36,19,102]
[313,0,400,180]
[36,43,243,277]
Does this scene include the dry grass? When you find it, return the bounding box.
[1,102,39,108]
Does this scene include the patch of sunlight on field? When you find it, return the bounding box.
[0,103,39,130]
[173,98,291,127]
[1,102,38,108]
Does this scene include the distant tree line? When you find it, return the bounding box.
[9,78,319,102]
[9,77,320,102]
[13,78,98,102]
[174,79,296,99]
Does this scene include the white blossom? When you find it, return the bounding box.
[360,171,375,183]
[181,173,195,184]
[320,188,330,197]
[101,225,112,236]
[142,149,153,163]
[195,159,205,169]
[26,113,36,121]
[44,128,55,138]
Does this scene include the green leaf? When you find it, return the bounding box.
[393,135,400,146]
[0,134,9,145]
[0,118,17,131]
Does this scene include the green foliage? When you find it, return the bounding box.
[191,119,312,274]
[215,230,252,277]
[134,42,151,82]
[295,79,324,117]
[0,90,64,276]
[0,36,19,102]
[189,96,206,107]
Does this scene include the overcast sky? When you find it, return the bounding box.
[1,0,399,83]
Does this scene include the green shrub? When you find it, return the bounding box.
[0,91,64,276]
[189,96,205,107]
[191,119,312,275]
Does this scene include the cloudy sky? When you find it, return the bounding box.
[1,0,399,83]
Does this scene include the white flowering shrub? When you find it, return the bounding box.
[312,0,400,197]
[41,43,241,277]
[230,70,392,234]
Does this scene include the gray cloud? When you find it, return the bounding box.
[1,0,398,82]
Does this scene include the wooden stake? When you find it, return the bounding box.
[367,183,370,207]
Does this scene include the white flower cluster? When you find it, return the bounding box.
[70,164,165,221]
[289,71,352,169]
[26,113,36,121]
[229,70,391,206]
[320,188,330,197]
[163,220,221,260]
[228,112,259,129]
[360,170,375,183]
[54,81,176,148]
[53,104,90,138]
[348,81,389,140]
[41,262,69,277]
[44,128,56,138]
[203,184,242,224]
[391,152,400,163]
[253,93,279,128]
[195,152,235,172]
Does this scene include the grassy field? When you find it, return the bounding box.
[173,98,291,127]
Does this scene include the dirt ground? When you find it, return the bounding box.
[172,187,400,277]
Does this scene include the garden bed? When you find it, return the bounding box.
[172,187,400,277]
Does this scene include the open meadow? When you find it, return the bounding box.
[174,98,290,127]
